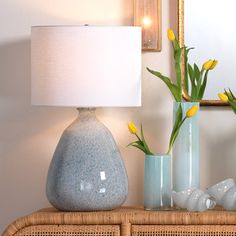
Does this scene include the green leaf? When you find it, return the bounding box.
[140,124,153,155]
[147,67,182,102]
[196,70,204,99]
[225,89,236,114]
[184,47,194,94]
[169,117,187,153]
[188,64,197,101]
[188,64,195,84]
[198,70,209,100]
[191,90,198,102]
[194,64,200,81]
[228,88,236,100]
[173,39,180,51]
[173,104,183,133]
[228,100,236,114]
[167,127,180,155]
[174,48,183,91]
[130,144,147,154]
[140,124,149,151]
[184,47,189,92]
[184,71,189,93]
[191,64,201,101]
[167,104,183,154]
[127,140,143,147]
[186,47,195,54]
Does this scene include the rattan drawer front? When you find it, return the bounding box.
[132,225,236,236]
[14,225,120,236]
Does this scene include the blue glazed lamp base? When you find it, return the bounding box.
[144,154,171,210]
[46,108,128,211]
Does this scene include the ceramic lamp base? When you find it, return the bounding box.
[46,108,128,211]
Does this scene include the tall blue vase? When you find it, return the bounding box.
[172,102,200,192]
[144,154,171,210]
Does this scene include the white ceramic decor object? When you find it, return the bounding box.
[221,186,236,210]
[206,178,235,205]
[172,188,195,209]
[172,188,216,212]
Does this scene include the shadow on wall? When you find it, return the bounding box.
[208,130,236,180]
[0,39,75,233]
[200,108,236,188]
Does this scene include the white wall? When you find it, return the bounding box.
[1,0,236,234]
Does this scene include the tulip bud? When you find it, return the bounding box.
[128,122,137,134]
[218,93,229,103]
[202,60,213,70]
[167,29,175,41]
[209,60,218,70]
[186,105,198,118]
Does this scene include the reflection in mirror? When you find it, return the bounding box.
[179,0,235,105]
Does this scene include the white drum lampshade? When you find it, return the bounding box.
[31,26,141,211]
[31,26,141,107]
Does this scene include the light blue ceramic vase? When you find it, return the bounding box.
[172,102,200,192]
[144,154,171,210]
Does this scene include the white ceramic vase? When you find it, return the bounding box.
[207,178,236,210]
[172,188,216,212]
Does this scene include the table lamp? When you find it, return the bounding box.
[31,26,141,211]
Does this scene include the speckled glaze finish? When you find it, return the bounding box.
[46,108,128,211]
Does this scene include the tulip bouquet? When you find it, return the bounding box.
[218,89,236,114]
[128,105,198,155]
[127,123,154,155]
[147,29,218,102]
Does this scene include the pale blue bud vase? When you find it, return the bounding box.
[144,154,171,210]
[172,102,200,192]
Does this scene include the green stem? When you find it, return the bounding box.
[198,70,209,100]
[166,117,187,155]
[135,133,141,142]
[196,70,204,98]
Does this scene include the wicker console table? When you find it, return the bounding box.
[3,206,236,236]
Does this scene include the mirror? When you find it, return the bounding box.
[178,0,235,106]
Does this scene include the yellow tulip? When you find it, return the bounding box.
[186,105,198,118]
[202,59,213,70]
[167,29,175,41]
[209,60,218,70]
[218,93,229,103]
[128,122,137,134]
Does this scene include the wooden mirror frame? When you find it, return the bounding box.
[178,0,228,106]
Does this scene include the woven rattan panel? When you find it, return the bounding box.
[132,225,236,236]
[14,225,120,236]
